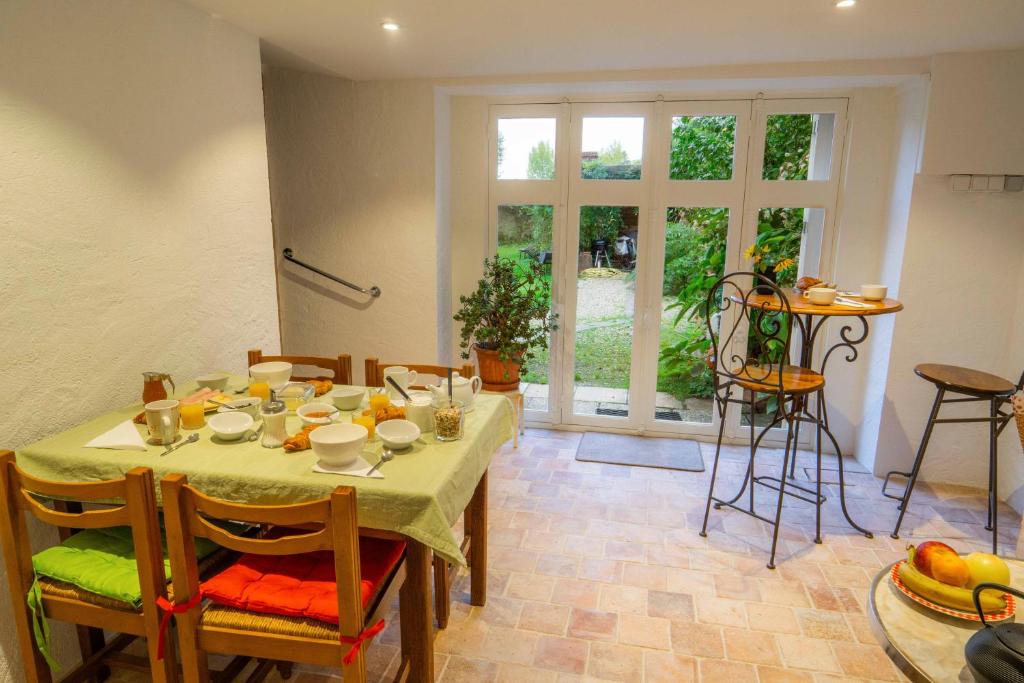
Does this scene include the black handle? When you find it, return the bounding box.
[973,582,1024,627]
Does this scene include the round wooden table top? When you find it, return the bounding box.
[728,290,904,317]
[868,558,1024,682]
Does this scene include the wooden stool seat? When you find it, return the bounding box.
[731,364,825,396]
[914,363,1017,397]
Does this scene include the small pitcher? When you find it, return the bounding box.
[142,372,175,404]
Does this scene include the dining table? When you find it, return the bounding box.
[16,379,516,682]
[729,288,904,537]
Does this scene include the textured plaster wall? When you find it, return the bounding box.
[869,51,1024,511]
[262,69,438,382]
[0,0,279,678]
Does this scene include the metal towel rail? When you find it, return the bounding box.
[282,248,381,298]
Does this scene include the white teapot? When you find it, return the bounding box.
[428,372,483,409]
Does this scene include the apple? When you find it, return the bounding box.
[964,552,1011,589]
[912,541,971,588]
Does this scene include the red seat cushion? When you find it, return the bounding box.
[200,536,405,625]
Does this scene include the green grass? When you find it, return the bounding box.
[497,243,708,403]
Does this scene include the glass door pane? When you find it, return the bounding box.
[572,205,639,419]
[580,117,645,179]
[655,207,729,425]
[497,118,557,180]
[497,204,554,412]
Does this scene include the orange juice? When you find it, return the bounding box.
[180,401,205,430]
[249,381,271,401]
[352,414,375,439]
[369,393,391,413]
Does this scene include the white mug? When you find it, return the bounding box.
[860,284,887,301]
[144,399,180,445]
[803,287,837,305]
[383,366,419,399]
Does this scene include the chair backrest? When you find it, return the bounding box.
[248,349,353,384]
[364,357,476,390]
[160,474,365,644]
[704,271,795,396]
[0,451,167,617]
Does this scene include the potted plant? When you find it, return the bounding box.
[454,255,557,391]
[744,224,798,293]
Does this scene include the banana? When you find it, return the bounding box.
[898,547,1006,613]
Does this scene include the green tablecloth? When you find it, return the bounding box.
[16,388,514,566]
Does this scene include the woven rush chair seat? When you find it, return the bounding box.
[730,363,825,395]
[38,576,137,612]
[202,603,341,640]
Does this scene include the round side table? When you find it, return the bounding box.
[868,558,1024,682]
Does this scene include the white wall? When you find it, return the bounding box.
[0,0,278,677]
[262,68,438,383]
[866,52,1024,517]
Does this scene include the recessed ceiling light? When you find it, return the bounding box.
[381,21,400,31]
[834,0,856,7]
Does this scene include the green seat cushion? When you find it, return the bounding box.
[32,526,219,608]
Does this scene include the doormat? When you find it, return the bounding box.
[595,407,683,421]
[575,432,704,471]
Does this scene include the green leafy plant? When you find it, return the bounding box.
[454,255,558,368]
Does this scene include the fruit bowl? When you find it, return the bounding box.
[890,561,1016,622]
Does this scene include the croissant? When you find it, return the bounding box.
[375,405,406,423]
[795,276,824,291]
[283,424,322,452]
[309,377,333,397]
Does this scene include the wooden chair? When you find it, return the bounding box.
[248,349,353,384]
[363,357,474,390]
[364,357,478,630]
[0,451,176,682]
[698,272,871,569]
[885,364,1024,553]
[161,474,410,683]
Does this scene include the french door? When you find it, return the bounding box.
[488,97,847,442]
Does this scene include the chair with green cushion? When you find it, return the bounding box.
[0,450,176,682]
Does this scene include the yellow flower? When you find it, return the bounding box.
[743,245,756,259]
[753,255,762,264]
[773,258,795,273]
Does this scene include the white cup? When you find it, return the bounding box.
[383,366,419,399]
[860,284,887,301]
[803,287,837,305]
[144,399,180,445]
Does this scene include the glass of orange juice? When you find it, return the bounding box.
[249,381,271,402]
[369,391,391,414]
[352,413,375,439]
[180,399,206,430]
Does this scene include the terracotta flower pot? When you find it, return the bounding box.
[473,345,521,392]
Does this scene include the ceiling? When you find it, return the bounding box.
[181,0,1024,81]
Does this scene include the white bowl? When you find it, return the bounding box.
[376,419,421,451]
[309,423,367,467]
[249,361,293,389]
[196,372,230,391]
[297,402,338,426]
[330,386,365,411]
[217,397,262,420]
[208,411,254,441]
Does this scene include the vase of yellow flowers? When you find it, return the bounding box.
[745,226,798,294]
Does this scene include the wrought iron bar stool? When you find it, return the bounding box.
[699,272,872,569]
[885,364,1023,553]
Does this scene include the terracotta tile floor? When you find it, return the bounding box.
[117,428,1022,682]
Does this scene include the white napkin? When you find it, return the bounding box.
[312,455,384,478]
[85,420,148,451]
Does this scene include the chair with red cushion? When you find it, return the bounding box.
[160,474,410,683]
